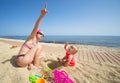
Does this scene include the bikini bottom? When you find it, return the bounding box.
[17,54,25,58]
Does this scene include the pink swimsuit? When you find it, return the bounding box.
[23,42,36,49]
[66,51,75,66]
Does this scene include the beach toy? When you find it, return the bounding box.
[36,78,46,83]
[10,45,18,49]
[53,70,74,83]
[35,74,42,78]
[46,66,52,71]
[42,74,47,79]
[29,74,46,83]
[29,75,38,83]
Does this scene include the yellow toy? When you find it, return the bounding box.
[29,74,46,83]
[36,78,46,83]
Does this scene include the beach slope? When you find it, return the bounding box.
[0,38,120,83]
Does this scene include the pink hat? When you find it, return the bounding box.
[37,30,44,37]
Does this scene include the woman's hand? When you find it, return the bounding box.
[41,8,47,16]
[40,3,48,16]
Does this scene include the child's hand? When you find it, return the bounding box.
[65,42,69,45]
[64,62,68,67]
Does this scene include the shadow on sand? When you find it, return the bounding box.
[1,55,20,67]
[44,58,64,70]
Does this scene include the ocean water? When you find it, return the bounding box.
[0,35,120,48]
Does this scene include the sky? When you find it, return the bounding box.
[0,0,120,36]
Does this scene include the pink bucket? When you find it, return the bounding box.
[53,70,74,83]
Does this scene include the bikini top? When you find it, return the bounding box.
[23,42,36,49]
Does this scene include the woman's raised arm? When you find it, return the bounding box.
[29,4,47,39]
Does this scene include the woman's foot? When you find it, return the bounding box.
[27,64,33,70]
[35,65,42,70]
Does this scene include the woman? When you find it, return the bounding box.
[16,6,47,70]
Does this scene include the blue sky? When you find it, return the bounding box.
[0,0,120,36]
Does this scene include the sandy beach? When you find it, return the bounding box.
[0,38,120,83]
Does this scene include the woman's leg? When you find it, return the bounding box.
[16,45,39,66]
[33,44,43,68]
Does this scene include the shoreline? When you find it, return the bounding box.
[0,35,120,48]
[0,37,120,83]
[0,37,120,49]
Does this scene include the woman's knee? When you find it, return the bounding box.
[34,44,43,57]
[36,44,42,50]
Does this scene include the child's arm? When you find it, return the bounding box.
[62,56,66,61]
[64,42,69,51]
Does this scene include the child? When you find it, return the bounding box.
[59,42,78,66]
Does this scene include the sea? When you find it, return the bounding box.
[0,35,120,48]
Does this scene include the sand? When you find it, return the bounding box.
[0,38,120,83]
